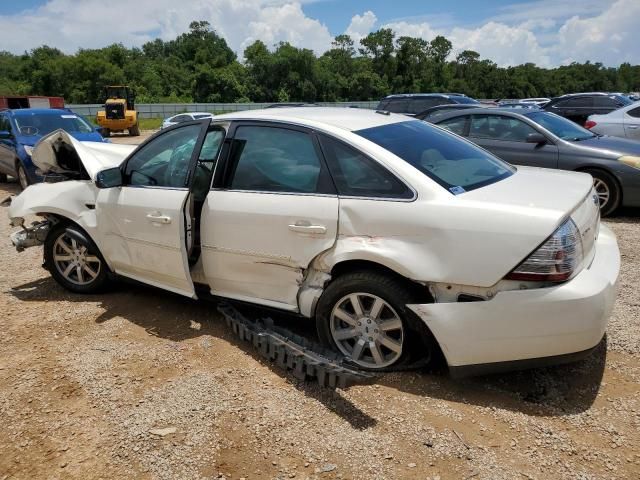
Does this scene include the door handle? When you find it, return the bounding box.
[288,222,327,234]
[146,213,172,224]
[628,125,639,129]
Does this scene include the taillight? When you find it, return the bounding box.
[584,120,597,129]
[505,219,584,283]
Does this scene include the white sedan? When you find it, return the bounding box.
[161,112,214,129]
[8,108,620,375]
[586,102,640,140]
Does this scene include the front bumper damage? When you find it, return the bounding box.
[408,225,620,377]
[10,219,51,252]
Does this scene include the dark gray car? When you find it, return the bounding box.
[432,108,640,215]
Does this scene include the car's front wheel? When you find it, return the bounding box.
[316,270,436,371]
[44,223,109,293]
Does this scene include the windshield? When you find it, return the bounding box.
[14,112,94,137]
[526,111,595,141]
[355,120,514,193]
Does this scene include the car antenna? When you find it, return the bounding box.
[375,110,391,116]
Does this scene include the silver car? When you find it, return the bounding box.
[433,108,640,215]
[161,112,214,129]
[586,102,640,140]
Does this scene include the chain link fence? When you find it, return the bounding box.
[67,101,380,118]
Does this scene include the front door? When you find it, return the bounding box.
[468,114,559,169]
[96,121,211,297]
[200,123,339,311]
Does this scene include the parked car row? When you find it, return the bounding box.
[431,108,640,216]
[8,107,620,376]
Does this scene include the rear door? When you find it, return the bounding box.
[468,114,558,168]
[200,122,339,311]
[624,106,640,140]
[96,121,212,297]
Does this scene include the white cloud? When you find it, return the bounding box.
[345,11,377,46]
[449,22,551,67]
[0,0,333,55]
[555,0,640,65]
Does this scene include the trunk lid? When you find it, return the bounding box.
[462,166,594,218]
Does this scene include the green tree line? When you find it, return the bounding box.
[1,20,639,104]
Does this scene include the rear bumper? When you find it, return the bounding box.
[408,225,620,373]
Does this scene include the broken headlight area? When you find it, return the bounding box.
[10,219,51,252]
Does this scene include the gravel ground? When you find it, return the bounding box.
[0,179,639,480]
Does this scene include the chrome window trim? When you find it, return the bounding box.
[211,187,417,203]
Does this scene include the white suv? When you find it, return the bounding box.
[8,108,620,375]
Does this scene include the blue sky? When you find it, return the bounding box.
[0,0,636,67]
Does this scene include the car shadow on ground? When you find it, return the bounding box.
[10,275,607,421]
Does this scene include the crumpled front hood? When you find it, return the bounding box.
[32,129,135,180]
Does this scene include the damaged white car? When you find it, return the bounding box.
[8,108,620,375]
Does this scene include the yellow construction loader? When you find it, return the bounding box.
[96,86,140,137]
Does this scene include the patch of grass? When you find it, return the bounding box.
[138,117,163,130]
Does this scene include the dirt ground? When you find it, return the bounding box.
[0,177,639,480]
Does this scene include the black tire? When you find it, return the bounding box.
[315,270,437,371]
[129,122,140,136]
[585,168,621,217]
[44,223,110,294]
[0,172,7,183]
[102,128,111,138]
[16,162,29,190]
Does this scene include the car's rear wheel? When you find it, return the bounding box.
[44,223,109,294]
[0,172,7,183]
[102,128,111,138]
[585,168,621,216]
[315,270,436,371]
[16,162,29,190]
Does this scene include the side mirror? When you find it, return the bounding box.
[96,167,123,188]
[526,133,548,145]
[0,130,12,140]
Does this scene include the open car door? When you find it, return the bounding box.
[95,121,214,297]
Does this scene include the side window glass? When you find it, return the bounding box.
[470,115,536,141]
[229,126,322,193]
[386,99,409,113]
[124,124,201,187]
[627,107,640,118]
[320,135,412,199]
[410,98,438,114]
[594,97,617,108]
[437,116,468,135]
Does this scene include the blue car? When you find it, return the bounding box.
[0,108,108,189]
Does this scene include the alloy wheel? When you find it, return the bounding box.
[329,293,404,369]
[593,177,610,208]
[53,233,102,286]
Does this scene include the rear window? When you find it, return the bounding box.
[355,120,514,193]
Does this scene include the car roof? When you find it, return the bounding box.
[212,107,411,131]
[431,107,541,123]
[381,93,460,99]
